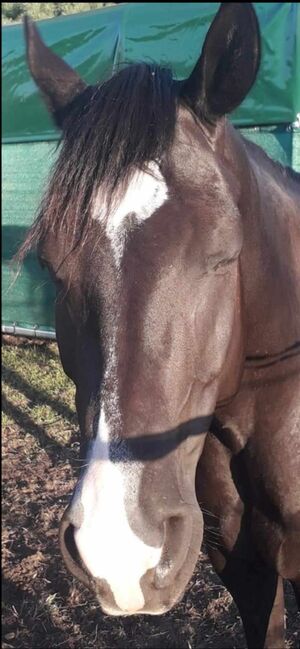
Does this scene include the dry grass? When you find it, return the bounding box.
[2,336,300,648]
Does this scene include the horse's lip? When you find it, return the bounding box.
[100,602,170,616]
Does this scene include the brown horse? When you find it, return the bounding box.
[19,3,300,647]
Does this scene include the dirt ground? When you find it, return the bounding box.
[2,337,300,648]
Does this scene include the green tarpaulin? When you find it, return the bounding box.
[2,3,300,336]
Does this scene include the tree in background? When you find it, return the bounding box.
[2,3,117,24]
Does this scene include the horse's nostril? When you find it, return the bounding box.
[154,558,175,589]
[59,512,91,588]
[154,514,192,589]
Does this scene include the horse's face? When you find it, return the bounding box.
[23,3,260,615]
[49,109,244,615]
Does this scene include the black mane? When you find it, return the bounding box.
[17,62,178,260]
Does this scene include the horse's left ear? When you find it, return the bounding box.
[24,15,87,127]
[181,3,260,120]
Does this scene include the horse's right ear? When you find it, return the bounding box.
[24,15,86,128]
[181,3,260,121]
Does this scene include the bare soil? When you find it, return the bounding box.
[2,337,300,648]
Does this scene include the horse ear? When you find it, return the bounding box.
[181,3,260,120]
[24,15,86,127]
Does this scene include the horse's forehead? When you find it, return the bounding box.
[91,162,169,265]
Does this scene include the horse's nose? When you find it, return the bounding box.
[60,491,201,614]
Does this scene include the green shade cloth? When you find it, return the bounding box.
[2,2,299,141]
[2,3,299,335]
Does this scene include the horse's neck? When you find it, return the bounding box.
[238,136,300,356]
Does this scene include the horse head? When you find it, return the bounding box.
[22,3,260,615]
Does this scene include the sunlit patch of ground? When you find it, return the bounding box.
[2,336,299,648]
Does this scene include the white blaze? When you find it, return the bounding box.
[92,161,168,264]
[74,409,162,613]
[77,161,166,610]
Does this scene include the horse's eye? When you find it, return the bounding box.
[38,256,47,270]
[39,257,64,289]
